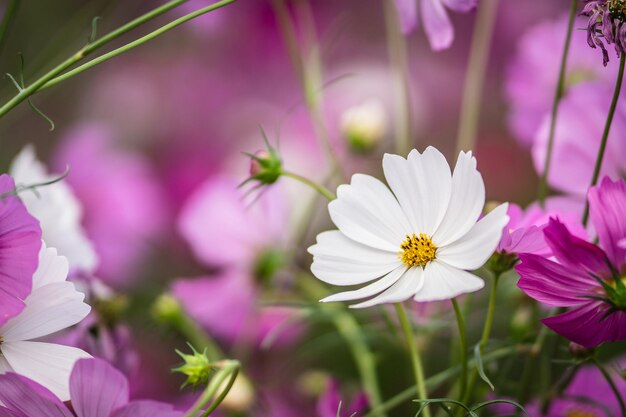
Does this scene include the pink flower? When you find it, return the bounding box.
[0,358,182,417]
[516,177,626,347]
[317,379,368,417]
[0,174,41,326]
[394,0,477,51]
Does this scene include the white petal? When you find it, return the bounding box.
[1,341,91,401]
[9,145,98,272]
[413,260,484,301]
[309,231,401,285]
[329,173,410,251]
[406,147,452,235]
[350,266,424,308]
[32,244,69,290]
[1,282,90,342]
[433,151,486,246]
[382,153,422,232]
[0,356,12,373]
[320,266,407,303]
[437,203,509,270]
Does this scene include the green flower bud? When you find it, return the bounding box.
[340,99,387,153]
[152,293,183,324]
[173,345,214,388]
[247,148,282,185]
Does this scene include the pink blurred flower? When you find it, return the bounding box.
[317,379,368,417]
[516,178,626,347]
[506,15,618,146]
[532,84,626,196]
[394,0,477,50]
[0,174,41,326]
[0,358,182,417]
[53,124,167,287]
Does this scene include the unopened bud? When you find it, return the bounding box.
[568,342,594,360]
[247,149,282,185]
[220,374,255,412]
[152,293,183,324]
[340,99,387,153]
[173,346,214,388]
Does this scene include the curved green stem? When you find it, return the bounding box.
[581,52,626,226]
[0,0,233,118]
[455,0,500,152]
[461,273,500,406]
[451,298,468,403]
[383,0,412,154]
[593,359,626,417]
[40,0,234,91]
[537,0,578,205]
[395,303,431,417]
[282,170,336,201]
[183,360,241,417]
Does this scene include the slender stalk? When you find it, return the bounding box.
[300,277,386,417]
[593,359,626,417]
[395,303,431,417]
[0,0,18,56]
[581,53,626,225]
[455,0,500,152]
[282,170,336,201]
[183,360,241,417]
[451,298,468,403]
[383,0,412,154]
[41,0,235,91]
[0,0,233,118]
[537,0,578,205]
[363,345,532,417]
[461,273,500,405]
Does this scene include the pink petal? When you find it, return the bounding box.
[70,358,129,417]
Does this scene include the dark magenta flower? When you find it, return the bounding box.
[582,0,626,65]
[0,358,182,417]
[0,174,41,327]
[516,177,626,347]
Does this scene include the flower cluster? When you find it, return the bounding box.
[583,0,626,65]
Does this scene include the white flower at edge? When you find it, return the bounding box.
[0,242,92,401]
[308,147,509,308]
[10,145,98,272]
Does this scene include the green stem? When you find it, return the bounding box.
[0,0,233,118]
[451,298,468,403]
[40,0,234,91]
[593,359,626,417]
[462,273,500,405]
[0,0,18,57]
[395,303,431,417]
[383,0,412,154]
[300,277,386,417]
[363,345,531,417]
[282,170,336,201]
[581,52,626,226]
[537,0,578,205]
[455,0,500,153]
[183,360,241,417]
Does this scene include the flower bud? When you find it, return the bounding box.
[173,346,214,388]
[219,374,255,412]
[151,293,183,324]
[340,99,387,153]
[247,149,282,185]
[568,342,594,360]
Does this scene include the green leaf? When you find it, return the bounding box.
[474,344,495,391]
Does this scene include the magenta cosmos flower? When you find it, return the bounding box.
[394,0,477,50]
[516,177,626,347]
[0,174,41,326]
[0,357,182,417]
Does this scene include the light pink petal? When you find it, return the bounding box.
[70,358,129,417]
[421,0,454,51]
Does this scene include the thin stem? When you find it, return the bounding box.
[581,52,626,225]
[455,0,500,152]
[40,0,235,90]
[462,273,500,405]
[383,0,412,154]
[0,0,233,118]
[183,360,241,417]
[593,359,626,417]
[363,345,532,417]
[395,303,431,417]
[451,298,468,403]
[282,170,336,201]
[537,0,578,205]
[0,0,18,57]
[299,277,386,417]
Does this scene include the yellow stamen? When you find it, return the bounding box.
[399,233,437,267]
[564,409,598,417]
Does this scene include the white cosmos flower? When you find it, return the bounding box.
[10,145,98,272]
[308,147,509,308]
[0,242,91,401]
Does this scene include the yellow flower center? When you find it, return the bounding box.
[400,233,437,267]
[564,408,598,417]
[609,0,626,21]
